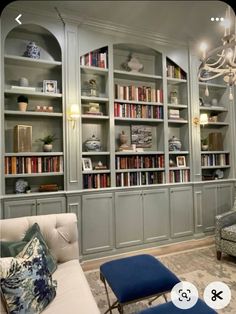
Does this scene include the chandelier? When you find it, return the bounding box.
[198,5,236,100]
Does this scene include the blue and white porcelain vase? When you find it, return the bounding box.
[84,135,101,152]
[24,41,40,59]
[168,136,182,151]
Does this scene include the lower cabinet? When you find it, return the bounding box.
[115,191,143,248]
[143,189,169,243]
[81,193,113,254]
[170,186,194,238]
[115,188,169,248]
[3,196,66,219]
[202,182,233,232]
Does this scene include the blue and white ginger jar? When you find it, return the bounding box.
[84,135,101,152]
[24,41,40,59]
[169,136,182,151]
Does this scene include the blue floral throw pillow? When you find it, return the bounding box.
[0,237,57,314]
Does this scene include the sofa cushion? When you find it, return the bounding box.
[222,224,236,242]
[43,260,100,314]
[0,213,79,264]
[0,237,57,314]
[1,223,57,273]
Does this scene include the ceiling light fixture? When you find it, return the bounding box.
[198,5,236,100]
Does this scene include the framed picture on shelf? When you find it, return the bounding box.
[43,80,57,93]
[131,125,152,148]
[176,156,186,167]
[82,158,92,171]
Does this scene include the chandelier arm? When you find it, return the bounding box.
[205,58,227,70]
[198,71,227,81]
[204,53,225,67]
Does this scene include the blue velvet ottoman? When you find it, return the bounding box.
[138,298,217,313]
[100,254,180,314]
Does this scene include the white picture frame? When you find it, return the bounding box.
[43,80,57,93]
[82,158,92,171]
[176,156,186,167]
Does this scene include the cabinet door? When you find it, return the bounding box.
[170,186,194,238]
[36,197,66,215]
[217,183,233,215]
[4,199,36,219]
[143,188,169,243]
[82,193,113,254]
[115,191,143,248]
[202,185,217,232]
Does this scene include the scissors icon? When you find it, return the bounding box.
[211,289,223,301]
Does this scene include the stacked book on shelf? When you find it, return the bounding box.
[166,59,186,79]
[201,153,229,167]
[5,156,63,174]
[114,103,163,119]
[116,155,164,169]
[169,169,190,183]
[80,47,108,68]
[168,109,180,119]
[114,84,163,103]
[116,171,165,187]
[83,173,110,189]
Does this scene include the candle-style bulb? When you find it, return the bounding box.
[205,85,209,97]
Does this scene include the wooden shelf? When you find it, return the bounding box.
[167,77,187,83]
[5,172,64,178]
[4,54,62,69]
[115,117,164,123]
[5,89,62,98]
[5,152,63,157]
[115,168,165,173]
[80,65,108,74]
[114,99,163,106]
[5,110,63,117]
[82,152,110,156]
[115,151,164,155]
[114,70,162,81]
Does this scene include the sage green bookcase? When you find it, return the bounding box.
[79,42,191,190]
[3,24,65,195]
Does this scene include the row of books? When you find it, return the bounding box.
[116,155,165,170]
[116,171,165,187]
[5,156,63,174]
[114,103,164,119]
[169,169,190,183]
[166,62,186,80]
[80,49,108,68]
[114,84,163,103]
[201,153,229,167]
[83,173,110,189]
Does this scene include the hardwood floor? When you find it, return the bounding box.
[81,236,215,271]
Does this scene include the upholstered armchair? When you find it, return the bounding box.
[215,202,236,260]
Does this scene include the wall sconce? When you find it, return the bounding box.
[193,114,208,126]
[200,113,208,125]
[68,104,79,129]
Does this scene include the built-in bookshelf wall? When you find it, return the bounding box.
[3,24,64,194]
[79,43,191,189]
[198,81,232,181]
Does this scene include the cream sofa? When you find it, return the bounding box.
[0,213,100,314]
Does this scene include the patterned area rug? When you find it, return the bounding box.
[85,246,236,313]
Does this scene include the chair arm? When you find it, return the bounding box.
[215,210,236,250]
[216,210,236,229]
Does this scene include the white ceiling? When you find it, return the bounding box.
[5,1,235,47]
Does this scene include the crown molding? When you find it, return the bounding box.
[3,4,188,48]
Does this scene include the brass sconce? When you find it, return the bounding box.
[193,114,208,126]
[69,104,79,129]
